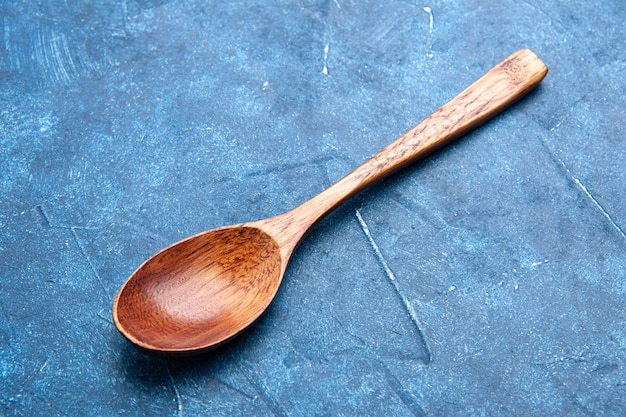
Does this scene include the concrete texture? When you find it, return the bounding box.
[1,0,625,415]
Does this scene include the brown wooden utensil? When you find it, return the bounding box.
[113,49,548,355]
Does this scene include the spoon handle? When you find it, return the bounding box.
[267,49,547,249]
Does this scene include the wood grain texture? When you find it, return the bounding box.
[113,49,548,355]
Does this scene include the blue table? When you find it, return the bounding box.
[2,1,624,415]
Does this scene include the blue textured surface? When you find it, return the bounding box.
[1,1,625,415]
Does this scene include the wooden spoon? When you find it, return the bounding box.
[113,49,547,355]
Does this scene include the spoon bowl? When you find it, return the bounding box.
[114,226,283,353]
[113,49,548,355]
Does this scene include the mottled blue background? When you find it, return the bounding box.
[1,1,625,415]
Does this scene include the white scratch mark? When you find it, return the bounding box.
[31,25,80,84]
[39,359,49,372]
[355,209,433,363]
[165,362,184,417]
[550,121,562,131]
[3,16,109,83]
[572,177,626,239]
[531,259,549,268]
[448,285,456,292]
[423,7,433,34]
[56,30,76,82]
[216,379,255,400]
[322,43,330,75]
[262,80,269,90]
[423,7,434,60]
[97,309,113,325]
[122,0,129,24]
[333,0,341,9]
[557,157,626,241]
[71,227,111,300]
[355,209,396,281]
[240,360,288,417]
